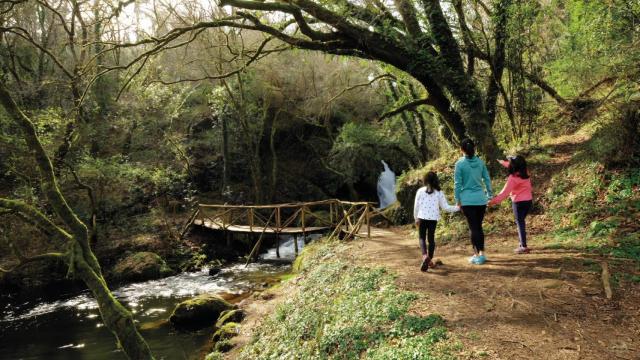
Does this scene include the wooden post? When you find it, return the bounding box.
[327,205,353,240]
[222,209,226,229]
[294,234,299,256]
[246,210,275,266]
[179,207,200,240]
[249,208,254,233]
[329,202,334,226]
[366,204,371,239]
[223,209,231,247]
[345,208,367,241]
[276,207,281,258]
[301,206,307,243]
[344,205,354,231]
[276,207,281,231]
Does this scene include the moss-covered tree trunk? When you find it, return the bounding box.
[0,84,155,360]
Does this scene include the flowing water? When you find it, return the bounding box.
[0,238,311,360]
[377,160,397,209]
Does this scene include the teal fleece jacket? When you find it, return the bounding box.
[454,156,493,206]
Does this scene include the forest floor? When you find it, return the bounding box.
[230,132,640,359]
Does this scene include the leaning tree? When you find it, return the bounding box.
[0,83,155,359]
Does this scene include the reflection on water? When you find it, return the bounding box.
[0,255,292,360]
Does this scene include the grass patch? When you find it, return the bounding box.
[238,240,459,360]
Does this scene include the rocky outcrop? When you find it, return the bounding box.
[111,252,174,283]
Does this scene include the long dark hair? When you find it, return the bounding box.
[423,171,441,194]
[508,155,530,179]
[461,138,475,158]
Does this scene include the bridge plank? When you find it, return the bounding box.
[193,219,329,234]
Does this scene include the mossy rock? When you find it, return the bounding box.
[212,322,240,342]
[111,252,174,283]
[170,294,236,330]
[215,309,246,328]
[214,339,234,352]
[204,351,224,360]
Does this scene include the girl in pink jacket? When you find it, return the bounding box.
[488,156,533,254]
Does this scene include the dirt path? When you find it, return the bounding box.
[351,228,639,359]
[348,133,639,359]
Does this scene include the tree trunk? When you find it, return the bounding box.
[0,83,155,360]
[221,113,229,194]
[74,254,155,359]
[268,114,278,202]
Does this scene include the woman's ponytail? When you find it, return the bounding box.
[461,138,475,158]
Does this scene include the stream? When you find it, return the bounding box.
[0,236,312,360]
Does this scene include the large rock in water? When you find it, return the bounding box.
[111,252,174,283]
[170,294,236,330]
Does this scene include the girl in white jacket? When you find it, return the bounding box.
[414,171,459,271]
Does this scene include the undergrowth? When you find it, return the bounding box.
[540,118,640,264]
[237,240,460,359]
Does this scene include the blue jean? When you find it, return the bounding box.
[512,200,532,248]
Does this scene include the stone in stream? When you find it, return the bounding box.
[211,322,241,343]
[208,321,243,354]
[215,309,246,328]
[214,339,234,352]
[111,252,174,282]
[170,294,236,330]
[208,267,222,276]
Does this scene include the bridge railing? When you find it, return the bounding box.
[184,199,377,263]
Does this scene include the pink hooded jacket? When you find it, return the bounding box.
[488,160,533,205]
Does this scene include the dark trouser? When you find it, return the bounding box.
[418,219,438,258]
[461,205,486,253]
[512,200,532,248]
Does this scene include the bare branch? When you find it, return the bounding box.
[0,26,74,78]
[0,251,65,273]
[34,0,73,36]
[378,97,435,121]
[326,73,396,104]
[452,0,477,75]
[62,161,96,238]
[0,0,27,16]
[148,37,282,85]
[0,198,72,241]
[473,48,570,108]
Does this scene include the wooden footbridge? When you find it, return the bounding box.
[183,199,377,263]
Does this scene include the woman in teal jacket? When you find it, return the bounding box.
[454,139,493,265]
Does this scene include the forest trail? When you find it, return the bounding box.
[348,135,640,359]
[352,228,639,359]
